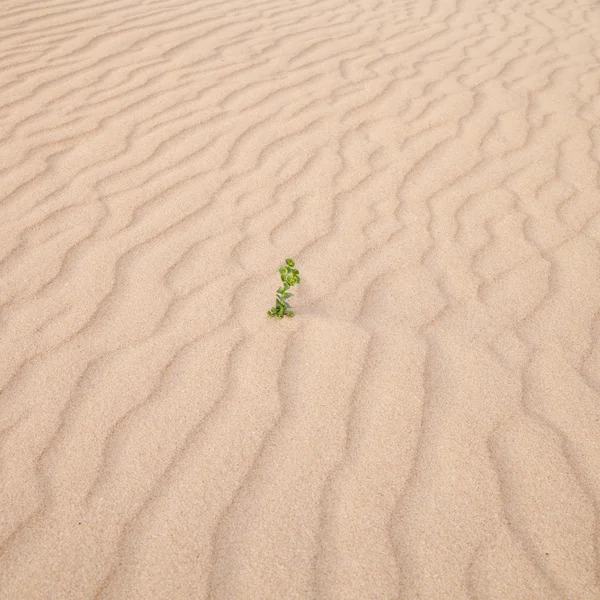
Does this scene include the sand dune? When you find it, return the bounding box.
[1,0,600,597]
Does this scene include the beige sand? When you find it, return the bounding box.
[1,0,600,598]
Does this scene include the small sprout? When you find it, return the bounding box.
[268,259,300,319]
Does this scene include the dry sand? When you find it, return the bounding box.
[1,0,600,598]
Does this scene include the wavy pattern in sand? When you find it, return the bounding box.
[1,0,600,598]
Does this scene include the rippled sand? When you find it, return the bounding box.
[1,0,600,598]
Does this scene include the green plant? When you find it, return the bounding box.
[267,258,300,319]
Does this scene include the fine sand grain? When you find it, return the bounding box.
[1,0,600,598]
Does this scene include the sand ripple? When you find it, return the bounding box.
[1,0,600,597]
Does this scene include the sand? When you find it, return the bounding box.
[1,0,600,598]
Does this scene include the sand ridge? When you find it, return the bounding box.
[1,0,600,598]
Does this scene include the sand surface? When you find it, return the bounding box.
[1,0,600,598]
